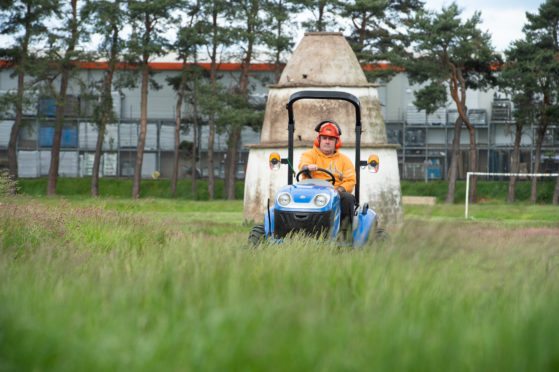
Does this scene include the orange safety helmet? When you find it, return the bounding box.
[314,120,342,149]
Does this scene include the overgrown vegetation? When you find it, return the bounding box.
[0,169,18,196]
[1,197,558,371]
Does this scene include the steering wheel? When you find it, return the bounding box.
[296,167,336,185]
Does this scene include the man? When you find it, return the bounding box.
[299,120,356,233]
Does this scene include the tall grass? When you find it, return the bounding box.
[1,197,559,371]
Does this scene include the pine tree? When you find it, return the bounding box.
[83,0,127,197]
[341,0,423,82]
[398,3,499,203]
[261,0,299,83]
[127,0,179,199]
[498,40,539,202]
[0,0,57,184]
[293,0,341,32]
[197,0,231,199]
[183,62,206,196]
[167,3,204,197]
[222,0,265,200]
[43,0,89,196]
[521,0,559,203]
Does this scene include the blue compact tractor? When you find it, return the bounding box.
[249,90,387,248]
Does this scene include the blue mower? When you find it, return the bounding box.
[249,90,387,248]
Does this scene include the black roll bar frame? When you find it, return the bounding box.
[285,90,363,205]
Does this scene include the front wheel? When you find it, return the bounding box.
[249,224,266,247]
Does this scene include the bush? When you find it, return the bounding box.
[0,169,19,197]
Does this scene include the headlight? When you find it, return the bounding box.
[313,194,329,207]
[368,154,379,173]
[269,152,281,170]
[277,192,291,206]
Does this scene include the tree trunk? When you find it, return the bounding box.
[532,92,552,203]
[507,123,522,203]
[91,70,115,197]
[132,63,149,199]
[132,10,153,199]
[7,2,31,188]
[466,124,477,203]
[446,117,462,204]
[224,128,240,200]
[225,9,255,200]
[92,23,119,197]
[274,19,282,83]
[47,72,69,196]
[447,67,471,204]
[171,60,188,197]
[47,0,77,196]
[171,101,181,197]
[274,48,281,83]
[552,174,559,205]
[207,10,219,200]
[451,70,476,203]
[7,68,25,186]
[7,115,20,184]
[208,109,215,199]
[91,123,106,197]
[191,78,199,196]
[530,126,545,203]
[317,5,324,31]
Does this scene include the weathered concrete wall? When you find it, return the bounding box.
[243,146,403,226]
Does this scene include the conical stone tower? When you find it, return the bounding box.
[243,32,402,226]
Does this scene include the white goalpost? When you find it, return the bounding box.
[464,172,559,219]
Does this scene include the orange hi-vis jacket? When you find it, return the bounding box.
[299,146,356,193]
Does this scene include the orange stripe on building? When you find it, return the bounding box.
[0,60,503,72]
[73,61,279,71]
[362,63,405,71]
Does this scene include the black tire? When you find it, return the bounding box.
[374,228,390,244]
[249,224,266,247]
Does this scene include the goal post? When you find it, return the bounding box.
[465,172,559,219]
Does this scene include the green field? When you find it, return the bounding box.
[1,196,559,371]
[11,177,559,203]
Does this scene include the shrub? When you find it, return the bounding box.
[0,169,19,197]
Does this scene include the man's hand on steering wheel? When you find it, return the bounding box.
[296,166,336,185]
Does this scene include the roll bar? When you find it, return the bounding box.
[285,90,363,205]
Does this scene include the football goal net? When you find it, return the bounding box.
[465,172,559,219]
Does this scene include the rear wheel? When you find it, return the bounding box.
[374,228,390,244]
[249,224,266,247]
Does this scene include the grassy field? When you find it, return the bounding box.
[1,196,559,371]
[13,177,559,203]
[16,177,245,200]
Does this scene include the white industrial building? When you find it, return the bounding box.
[1,60,558,180]
[377,72,559,180]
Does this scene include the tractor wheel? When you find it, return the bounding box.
[374,228,390,244]
[249,224,266,247]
